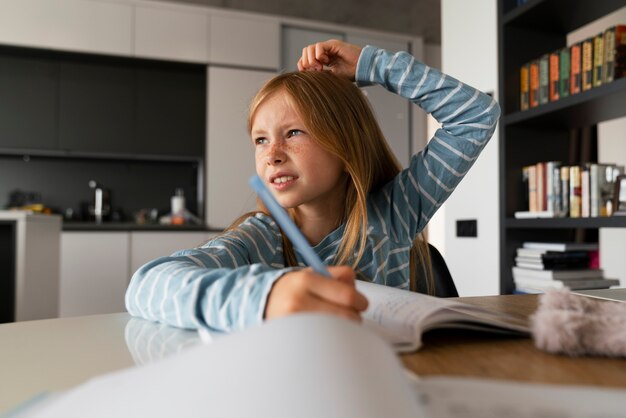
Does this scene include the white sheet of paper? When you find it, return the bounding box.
[21,314,423,418]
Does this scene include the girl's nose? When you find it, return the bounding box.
[266,143,285,166]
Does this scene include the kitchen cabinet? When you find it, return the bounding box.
[347,34,411,168]
[129,231,215,274]
[281,26,345,72]
[134,65,206,157]
[0,55,57,151]
[60,232,130,317]
[58,61,134,154]
[206,67,276,228]
[0,0,132,56]
[209,13,280,69]
[134,4,209,63]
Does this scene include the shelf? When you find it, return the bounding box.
[502,0,626,33]
[0,148,202,163]
[506,217,626,229]
[63,222,218,232]
[503,77,626,128]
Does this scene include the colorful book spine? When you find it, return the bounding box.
[603,25,626,83]
[529,60,540,108]
[559,47,570,99]
[520,64,530,111]
[581,167,590,217]
[569,166,581,218]
[582,38,594,91]
[549,52,560,101]
[536,162,545,212]
[539,54,549,104]
[570,43,582,94]
[560,166,570,217]
[546,161,561,213]
[553,165,562,216]
[593,33,604,88]
[528,165,537,212]
[603,26,616,84]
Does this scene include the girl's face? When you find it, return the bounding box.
[251,91,346,213]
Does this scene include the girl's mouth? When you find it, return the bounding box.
[271,175,297,190]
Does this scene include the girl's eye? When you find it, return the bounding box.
[287,129,303,138]
[254,137,268,145]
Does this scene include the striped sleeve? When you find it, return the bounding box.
[357,46,500,242]
[125,216,293,332]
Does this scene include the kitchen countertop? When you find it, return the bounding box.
[62,222,221,232]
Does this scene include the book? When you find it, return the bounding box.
[514,276,619,291]
[593,32,604,87]
[522,241,599,251]
[356,281,529,352]
[537,162,545,211]
[570,42,582,94]
[559,47,570,98]
[516,247,590,258]
[569,165,581,218]
[581,167,590,217]
[549,51,560,101]
[560,166,570,216]
[546,161,561,213]
[581,37,594,91]
[603,25,626,83]
[520,63,529,110]
[539,54,549,104]
[514,210,554,219]
[512,266,604,281]
[529,60,540,107]
[527,164,538,211]
[573,287,626,303]
[10,314,626,418]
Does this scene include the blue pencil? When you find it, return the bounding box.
[248,175,331,278]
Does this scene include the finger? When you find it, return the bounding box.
[314,42,331,65]
[297,57,304,72]
[306,272,368,312]
[306,45,323,71]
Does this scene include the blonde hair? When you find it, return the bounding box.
[231,71,434,294]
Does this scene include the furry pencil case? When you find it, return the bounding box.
[531,288,626,358]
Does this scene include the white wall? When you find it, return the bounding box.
[567,6,626,286]
[439,0,500,296]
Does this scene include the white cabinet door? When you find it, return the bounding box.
[206,67,276,229]
[60,232,130,317]
[0,0,132,56]
[209,13,279,69]
[347,35,411,168]
[134,4,209,63]
[129,232,215,274]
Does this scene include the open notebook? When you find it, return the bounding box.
[357,281,529,352]
[10,314,626,418]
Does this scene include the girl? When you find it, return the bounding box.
[125,40,500,332]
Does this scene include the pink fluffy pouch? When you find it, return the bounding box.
[530,288,626,357]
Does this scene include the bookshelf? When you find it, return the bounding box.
[497,0,626,293]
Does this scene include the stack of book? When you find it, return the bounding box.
[515,161,623,219]
[513,242,620,293]
[519,24,626,111]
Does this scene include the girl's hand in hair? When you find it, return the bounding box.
[297,39,362,81]
[264,266,369,322]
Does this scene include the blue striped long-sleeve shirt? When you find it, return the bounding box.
[125,46,500,332]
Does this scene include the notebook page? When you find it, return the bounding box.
[20,314,423,418]
[356,281,465,350]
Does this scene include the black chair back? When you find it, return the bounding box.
[414,243,459,297]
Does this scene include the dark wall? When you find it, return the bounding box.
[0,155,201,221]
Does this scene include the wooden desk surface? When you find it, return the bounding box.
[401,294,626,388]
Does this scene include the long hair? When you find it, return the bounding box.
[230,71,434,294]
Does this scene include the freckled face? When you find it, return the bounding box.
[250,91,346,211]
